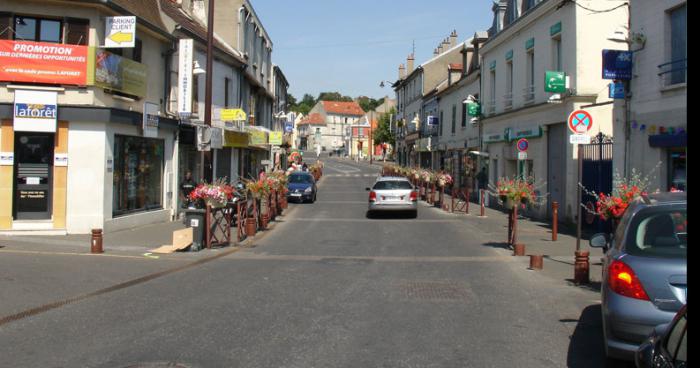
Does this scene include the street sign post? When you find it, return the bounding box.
[516,138,529,152]
[568,109,593,134]
[569,134,590,144]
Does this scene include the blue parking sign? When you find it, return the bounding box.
[609,82,625,99]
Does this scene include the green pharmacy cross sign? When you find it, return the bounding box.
[545,71,566,93]
[467,102,481,117]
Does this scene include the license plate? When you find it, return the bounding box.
[291,193,302,197]
[386,196,399,200]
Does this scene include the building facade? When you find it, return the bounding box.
[619,0,686,192]
[479,0,626,222]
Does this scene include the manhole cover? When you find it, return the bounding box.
[123,363,191,368]
[400,281,471,301]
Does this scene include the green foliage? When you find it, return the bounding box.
[317,92,353,102]
[373,107,396,146]
[357,96,384,113]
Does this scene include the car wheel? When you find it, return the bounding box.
[366,211,373,219]
[410,210,418,219]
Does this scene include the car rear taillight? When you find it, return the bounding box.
[608,260,650,301]
[409,191,418,201]
[369,191,377,202]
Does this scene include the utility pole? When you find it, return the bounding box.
[202,0,215,183]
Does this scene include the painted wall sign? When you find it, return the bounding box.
[568,110,593,134]
[95,50,147,97]
[104,16,136,48]
[0,40,88,85]
[602,49,633,80]
[177,39,194,117]
[14,90,57,133]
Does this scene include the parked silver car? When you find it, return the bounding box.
[590,192,686,361]
[366,176,418,217]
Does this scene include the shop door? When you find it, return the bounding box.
[13,133,54,220]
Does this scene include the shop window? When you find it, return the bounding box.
[113,135,164,216]
[64,17,89,45]
[13,16,62,43]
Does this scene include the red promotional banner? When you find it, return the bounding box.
[0,40,89,85]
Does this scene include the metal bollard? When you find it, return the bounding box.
[91,228,103,253]
[479,189,485,217]
[574,250,590,284]
[552,201,559,241]
[529,255,543,269]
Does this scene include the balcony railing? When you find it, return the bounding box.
[503,92,513,110]
[658,59,687,86]
[523,85,535,104]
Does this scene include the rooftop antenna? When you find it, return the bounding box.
[412,40,415,56]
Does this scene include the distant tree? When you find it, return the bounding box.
[357,96,385,113]
[287,94,298,108]
[289,93,316,115]
[317,92,352,102]
[373,107,396,146]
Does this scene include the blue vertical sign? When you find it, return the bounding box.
[609,82,625,99]
[602,50,633,80]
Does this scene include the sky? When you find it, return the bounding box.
[250,1,494,101]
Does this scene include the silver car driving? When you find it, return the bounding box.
[366,176,418,217]
[589,192,686,361]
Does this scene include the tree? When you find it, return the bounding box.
[356,96,384,113]
[289,93,316,116]
[373,107,396,146]
[317,92,352,102]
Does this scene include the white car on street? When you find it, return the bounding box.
[366,176,418,218]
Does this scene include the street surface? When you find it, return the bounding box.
[0,158,630,367]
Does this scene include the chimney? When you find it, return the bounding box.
[437,44,443,54]
[407,54,415,74]
[450,30,458,47]
[442,38,450,52]
[399,63,406,79]
[433,48,439,56]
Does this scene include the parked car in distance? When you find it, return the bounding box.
[366,176,417,218]
[589,192,686,361]
[287,171,317,203]
[635,304,686,368]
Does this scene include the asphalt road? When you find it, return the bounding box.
[0,158,628,367]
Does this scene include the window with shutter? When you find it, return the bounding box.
[0,12,14,40]
[64,17,88,45]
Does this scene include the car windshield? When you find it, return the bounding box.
[626,208,687,259]
[373,180,413,190]
[289,174,313,184]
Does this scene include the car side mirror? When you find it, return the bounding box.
[365,187,371,191]
[589,233,609,250]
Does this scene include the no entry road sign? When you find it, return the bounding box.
[568,110,593,134]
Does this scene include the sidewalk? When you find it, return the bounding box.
[424,191,605,294]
